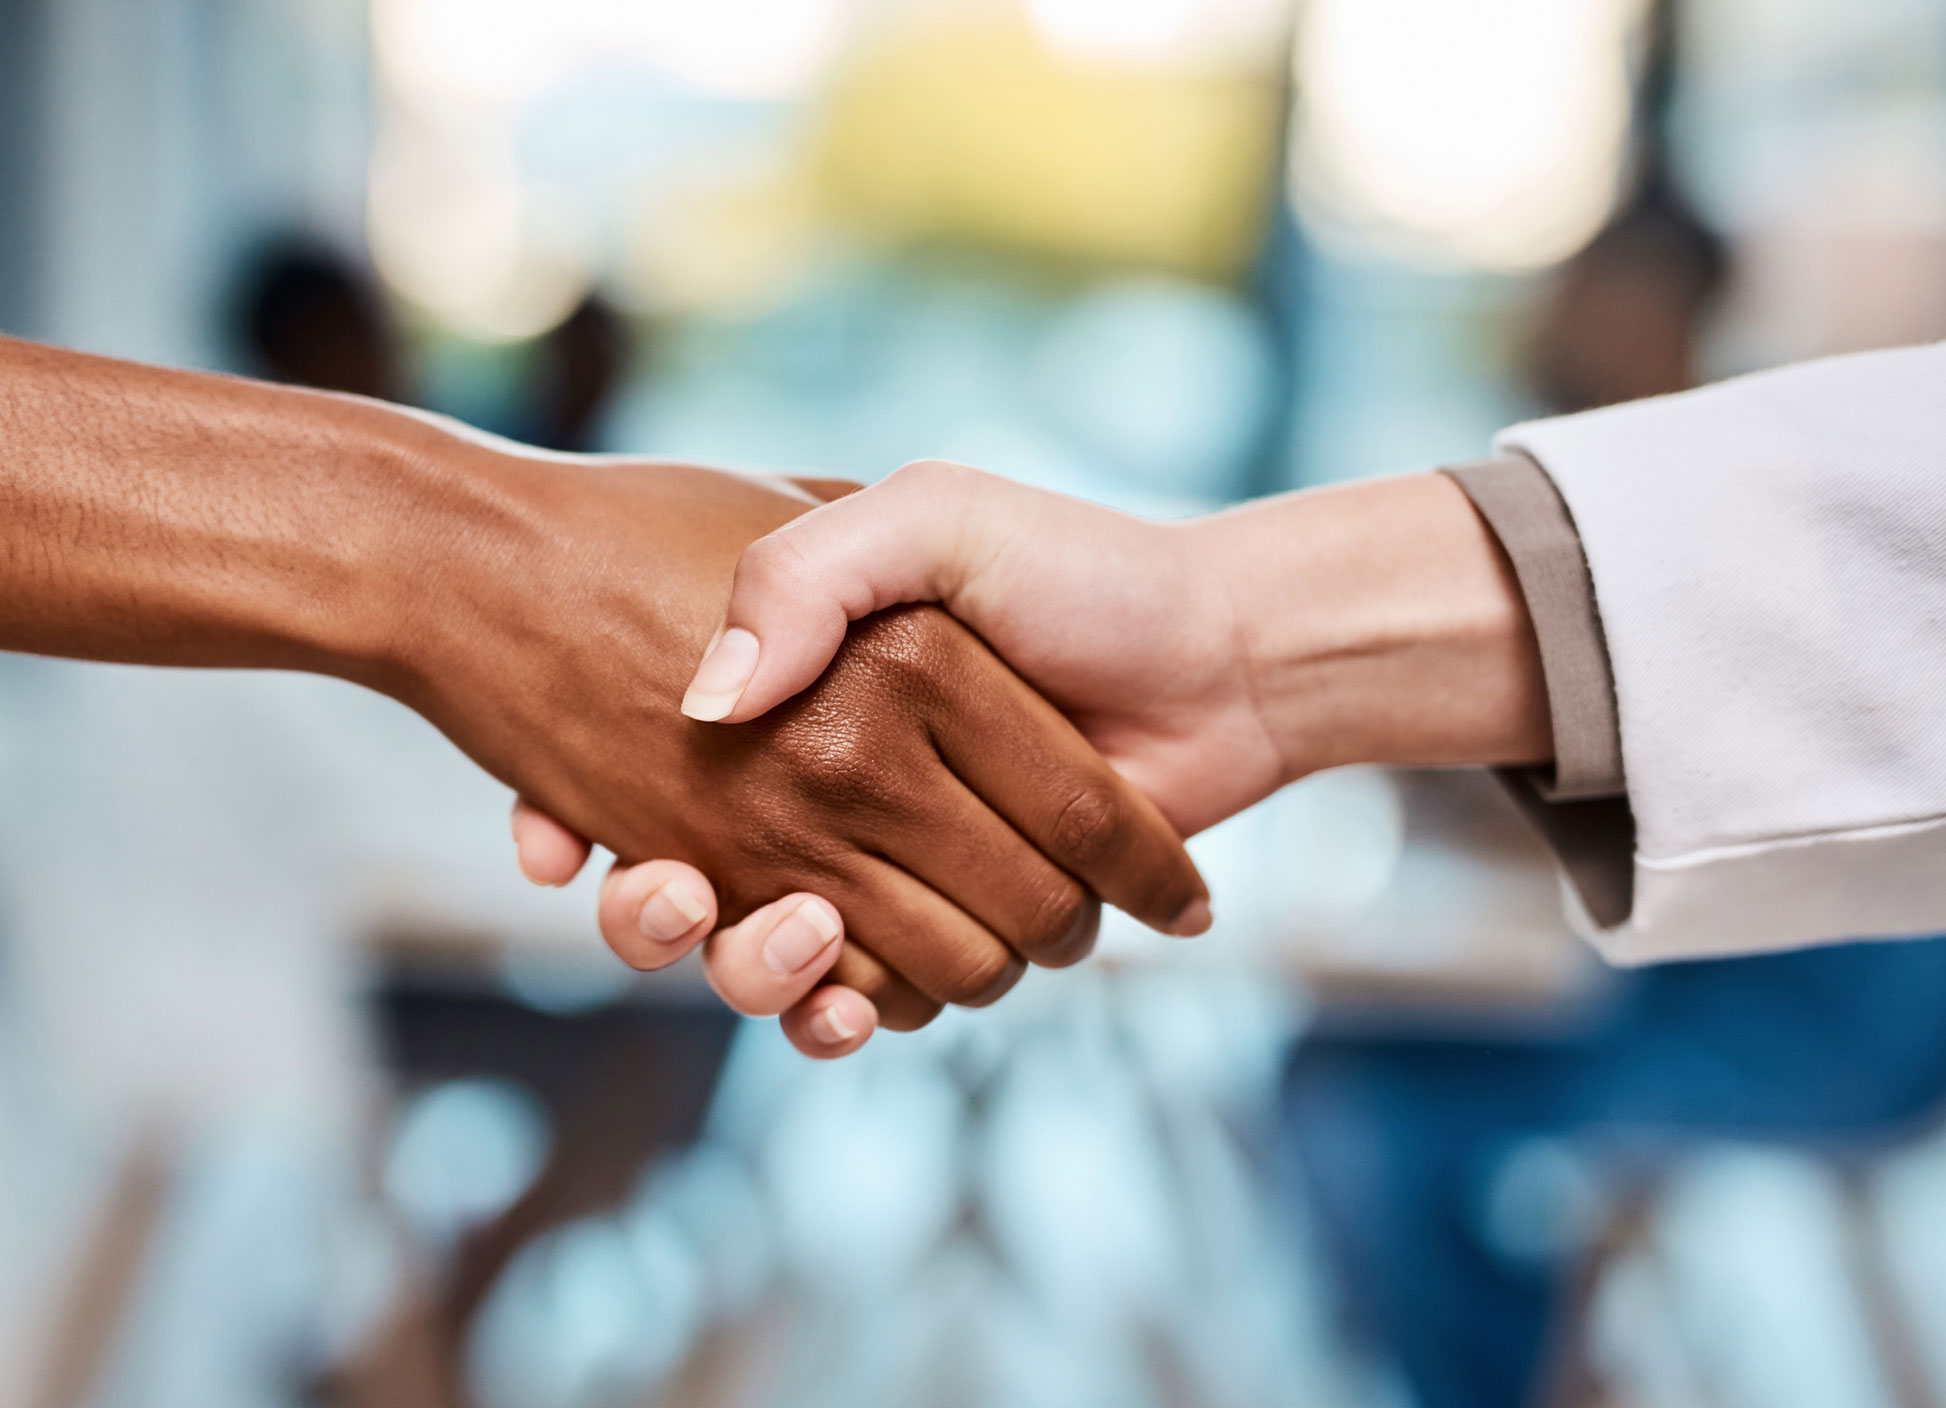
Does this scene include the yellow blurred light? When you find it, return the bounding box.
[620,162,820,315]
[819,18,1283,280]
[1293,0,1644,270]
[368,0,848,335]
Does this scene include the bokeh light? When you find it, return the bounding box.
[383,1077,551,1245]
[1293,0,1646,269]
[367,0,851,336]
[371,0,851,108]
[1024,0,1291,68]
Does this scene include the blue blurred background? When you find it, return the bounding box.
[9,2,1946,1407]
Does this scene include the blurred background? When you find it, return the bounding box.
[7,1,1946,1406]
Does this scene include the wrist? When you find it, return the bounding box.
[369,446,818,735]
[306,408,557,702]
[1202,472,1552,783]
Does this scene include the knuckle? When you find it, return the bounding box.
[1019,881,1098,968]
[735,532,810,597]
[1050,784,1126,869]
[938,943,1025,1009]
[845,604,955,679]
[771,719,897,810]
[811,605,965,721]
[886,458,995,517]
[887,457,962,493]
[1011,875,1089,952]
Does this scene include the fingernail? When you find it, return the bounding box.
[681,627,760,722]
[638,879,708,942]
[811,1006,858,1045]
[762,898,842,975]
[1168,897,1212,937]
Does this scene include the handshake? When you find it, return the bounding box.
[19,334,1932,993]
[0,336,1554,1054]
[476,456,1553,1058]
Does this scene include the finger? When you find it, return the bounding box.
[826,939,943,1034]
[870,768,1102,970]
[682,460,995,723]
[932,637,1212,938]
[780,985,877,1059]
[596,859,717,971]
[701,893,846,1017]
[834,861,1027,1014]
[512,797,594,887]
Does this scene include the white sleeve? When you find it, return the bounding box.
[1498,341,1946,965]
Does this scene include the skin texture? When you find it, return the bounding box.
[525,459,1553,1034]
[0,339,1209,1048]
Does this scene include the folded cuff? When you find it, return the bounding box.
[1443,453,1635,930]
[1444,452,1625,799]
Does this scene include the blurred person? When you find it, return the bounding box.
[1526,177,1728,414]
[523,293,633,454]
[230,238,403,403]
[228,242,633,453]
[0,333,1214,1063]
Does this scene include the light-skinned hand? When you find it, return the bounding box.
[520,459,1548,1055]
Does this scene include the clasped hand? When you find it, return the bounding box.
[433,460,1211,1057]
[505,460,1550,1058]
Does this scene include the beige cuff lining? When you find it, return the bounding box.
[1445,453,1625,799]
[1444,453,1634,931]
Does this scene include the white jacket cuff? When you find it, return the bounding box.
[1499,341,1946,964]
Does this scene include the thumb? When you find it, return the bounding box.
[681,460,989,724]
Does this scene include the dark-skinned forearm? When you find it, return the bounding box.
[0,335,527,693]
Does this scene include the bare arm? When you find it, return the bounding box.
[0,334,458,682]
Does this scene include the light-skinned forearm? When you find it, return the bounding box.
[1193,471,1553,785]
